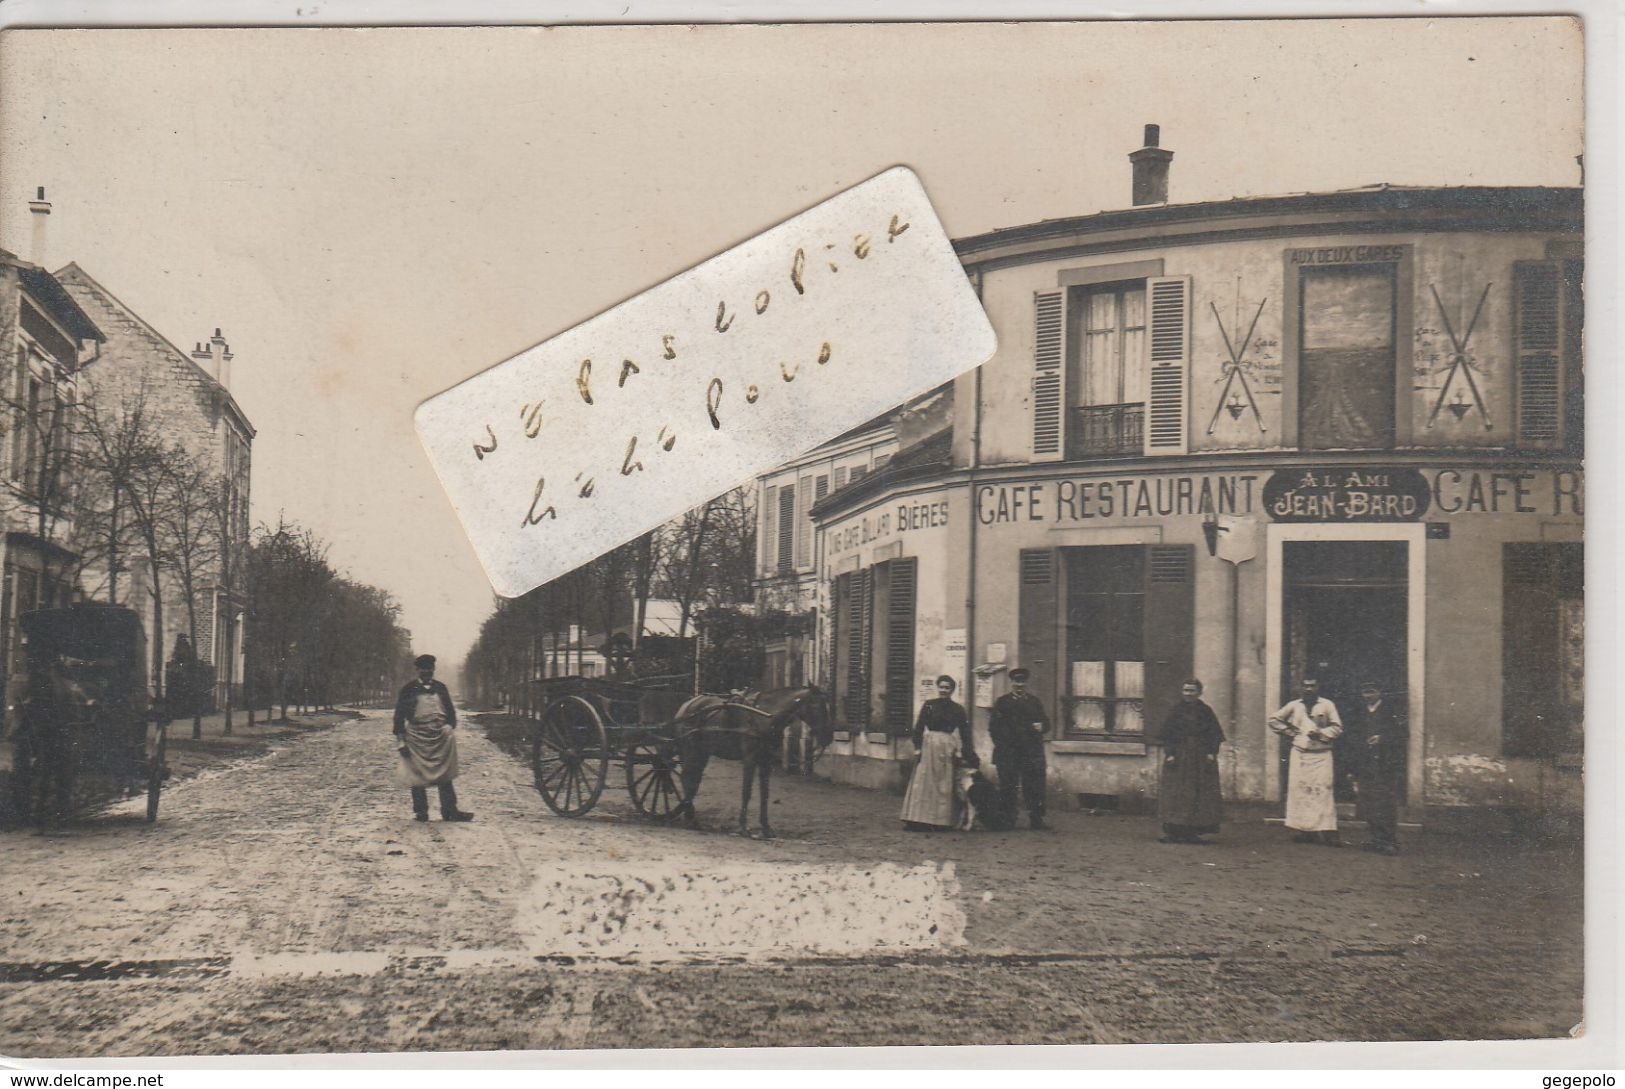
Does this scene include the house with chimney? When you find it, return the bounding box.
[791,127,1583,827]
[0,226,104,683]
[20,188,255,709]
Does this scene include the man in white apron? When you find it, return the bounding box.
[1268,677,1342,845]
[393,654,473,822]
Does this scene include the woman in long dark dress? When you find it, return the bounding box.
[901,675,978,831]
[1158,679,1225,844]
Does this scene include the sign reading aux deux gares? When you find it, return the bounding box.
[825,493,952,555]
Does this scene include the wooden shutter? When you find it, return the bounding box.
[1515,262,1562,446]
[761,484,778,572]
[834,466,849,490]
[1142,544,1195,740]
[1502,543,1581,757]
[1032,291,1065,461]
[1017,549,1059,723]
[815,474,829,504]
[1144,276,1191,456]
[883,558,918,734]
[777,487,795,574]
[844,568,872,726]
[795,476,814,568]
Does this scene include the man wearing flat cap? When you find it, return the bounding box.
[393,654,474,822]
[989,667,1052,830]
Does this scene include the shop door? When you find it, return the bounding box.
[1281,541,1408,804]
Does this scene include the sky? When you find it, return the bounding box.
[0,18,1584,669]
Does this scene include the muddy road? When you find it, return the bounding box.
[0,709,1582,1057]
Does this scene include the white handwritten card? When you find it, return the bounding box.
[415,166,995,597]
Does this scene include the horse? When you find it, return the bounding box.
[670,685,834,838]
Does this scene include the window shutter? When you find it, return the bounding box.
[884,558,918,734]
[1515,262,1562,446]
[777,487,795,574]
[1017,549,1058,723]
[1032,291,1065,461]
[1144,276,1191,456]
[795,476,814,568]
[761,485,778,572]
[834,466,849,490]
[1502,543,1585,757]
[815,475,829,503]
[1142,544,1195,741]
[845,568,872,726]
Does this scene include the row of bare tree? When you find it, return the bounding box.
[5,373,411,727]
[462,486,757,709]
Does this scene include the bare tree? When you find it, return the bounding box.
[156,448,218,738]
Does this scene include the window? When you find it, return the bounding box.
[831,559,916,734]
[1514,259,1583,453]
[1298,263,1397,449]
[1503,543,1583,757]
[1020,544,1193,738]
[1033,276,1189,462]
[1067,283,1146,458]
[1064,546,1146,733]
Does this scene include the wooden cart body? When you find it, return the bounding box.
[527,674,703,820]
[1,606,168,825]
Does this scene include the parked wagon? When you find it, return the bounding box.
[527,675,832,832]
[0,606,170,825]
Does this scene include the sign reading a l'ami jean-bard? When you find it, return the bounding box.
[1263,468,1432,521]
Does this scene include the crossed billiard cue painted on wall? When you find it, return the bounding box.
[1426,282,1494,430]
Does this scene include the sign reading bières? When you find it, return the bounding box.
[1262,468,1431,522]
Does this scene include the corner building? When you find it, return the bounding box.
[807,144,1582,827]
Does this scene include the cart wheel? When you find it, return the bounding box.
[625,741,689,822]
[532,696,608,817]
[145,726,168,823]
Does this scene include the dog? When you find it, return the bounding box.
[955,767,978,831]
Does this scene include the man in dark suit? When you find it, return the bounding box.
[1345,680,1406,854]
[988,667,1051,831]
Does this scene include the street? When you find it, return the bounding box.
[0,709,1582,1057]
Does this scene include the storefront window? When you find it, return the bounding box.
[1063,546,1145,733]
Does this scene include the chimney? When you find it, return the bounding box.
[28,186,51,268]
[1129,124,1173,206]
[191,328,234,389]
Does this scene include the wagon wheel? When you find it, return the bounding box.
[625,739,689,822]
[531,695,609,817]
[145,724,168,823]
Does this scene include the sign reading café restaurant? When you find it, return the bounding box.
[973,468,1583,525]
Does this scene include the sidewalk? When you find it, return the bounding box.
[159,705,363,781]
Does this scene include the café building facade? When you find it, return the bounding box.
[804,132,1583,824]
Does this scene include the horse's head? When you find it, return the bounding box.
[795,685,836,759]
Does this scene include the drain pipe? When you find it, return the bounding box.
[965,267,985,751]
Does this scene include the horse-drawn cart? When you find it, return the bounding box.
[1,605,169,826]
[527,675,831,835]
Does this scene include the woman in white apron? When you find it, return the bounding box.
[393,654,473,822]
[901,675,979,831]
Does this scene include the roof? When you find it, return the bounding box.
[14,264,105,345]
[810,426,954,520]
[52,263,257,439]
[954,185,1583,265]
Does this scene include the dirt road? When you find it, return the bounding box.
[0,709,1582,1057]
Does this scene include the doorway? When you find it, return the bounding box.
[1281,541,1408,803]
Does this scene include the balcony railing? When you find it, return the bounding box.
[1067,403,1144,459]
